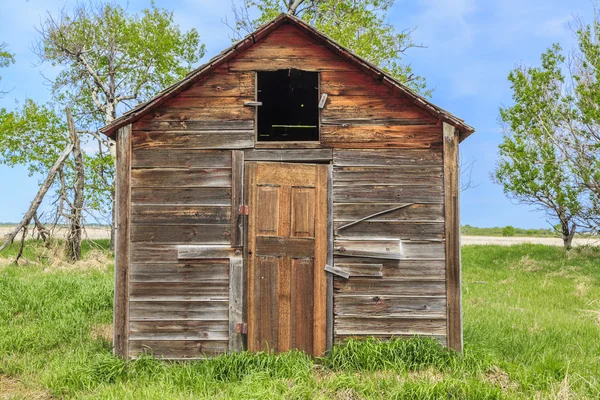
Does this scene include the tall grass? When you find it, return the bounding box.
[0,243,599,398]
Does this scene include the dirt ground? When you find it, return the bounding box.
[461,235,599,246]
[1,225,598,247]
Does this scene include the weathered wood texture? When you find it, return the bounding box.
[114,124,132,358]
[443,122,462,352]
[246,162,328,356]
[127,142,234,358]
[124,21,454,359]
[332,147,447,343]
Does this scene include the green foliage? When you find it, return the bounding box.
[502,226,516,237]
[39,1,204,126]
[495,45,582,245]
[233,0,429,95]
[2,245,600,398]
[0,100,67,176]
[323,337,457,372]
[0,2,206,225]
[0,42,14,95]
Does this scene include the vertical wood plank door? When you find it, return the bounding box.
[246,162,328,356]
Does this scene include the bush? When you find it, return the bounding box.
[502,226,516,236]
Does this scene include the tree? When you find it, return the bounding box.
[229,0,429,95]
[494,46,582,249]
[34,1,205,246]
[0,43,15,96]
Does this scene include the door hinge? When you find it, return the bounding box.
[236,322,248,335]
[239,205,249,215]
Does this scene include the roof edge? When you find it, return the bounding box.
[100,13,474,140]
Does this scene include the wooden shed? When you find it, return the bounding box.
[101,14,474,360]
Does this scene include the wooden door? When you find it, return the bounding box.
[246,162,328,356]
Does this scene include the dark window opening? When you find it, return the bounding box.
[257,69,319,141]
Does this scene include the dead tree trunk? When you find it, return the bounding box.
[0,143,74,253]
[66,108,84,262]
[33,213,50,248]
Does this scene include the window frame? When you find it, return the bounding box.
[254,70,321,148]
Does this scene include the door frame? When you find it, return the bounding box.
[243,161,331,356]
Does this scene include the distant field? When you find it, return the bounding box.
[0,242,599,398]
[0,225,111,240]
[462,225,559,237]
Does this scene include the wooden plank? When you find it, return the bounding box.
[334,263,383,278]
[443,122,462,352]
[326,164,334,352]
[334,316,447,336]
[133,119,253,131]
[132,131,254,150]
[334,203,444,222]
[334,239,402,260]
[131,205,231,225]
[178,245,240,259]
[143,106,254,121]
[130,281,229,301]
[322,117,435,126]
[114,123,131,358]
[333,184,444,204]
[231,151,244,248]
[335,203,414,231]
[178,71,254,98]
[228,57,355,72]
[229,257,244,352]
[130,224,230,244]
[401,240,446,260]
[131,168,231,188]
[254,141,322,149]
[335,296,447,318]
[313,164,328,356]
[321,125,441,149]
[130,320,229,341]
[334,257,446,279]
[324,264,350,279]
[244,148,333,162]
[334,221,445,239]
[129,340,228,359]
[162,95,252,109]
[333,166,443,186]
[132,149,232,168]
[130,244,179,263]
[131,188,231,206]
[129,300,229,321]
[130,262,229,282]
[334,278,446,297]
[333,149,442,166]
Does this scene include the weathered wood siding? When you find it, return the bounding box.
[332,149,446,344]
[125,21,449,358]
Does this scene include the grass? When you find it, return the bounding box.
[0,242,599,398]
[461,225,560,237]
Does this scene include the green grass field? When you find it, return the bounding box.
[0,241,599,399]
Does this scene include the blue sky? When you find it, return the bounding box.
[0,0,592,227]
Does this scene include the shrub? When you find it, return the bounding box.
[502,226,516,236]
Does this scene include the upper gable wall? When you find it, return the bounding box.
[132,22,441,150]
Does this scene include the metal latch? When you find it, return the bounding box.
[239,205,249,215]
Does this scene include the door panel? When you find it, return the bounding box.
[247,162,328,356]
